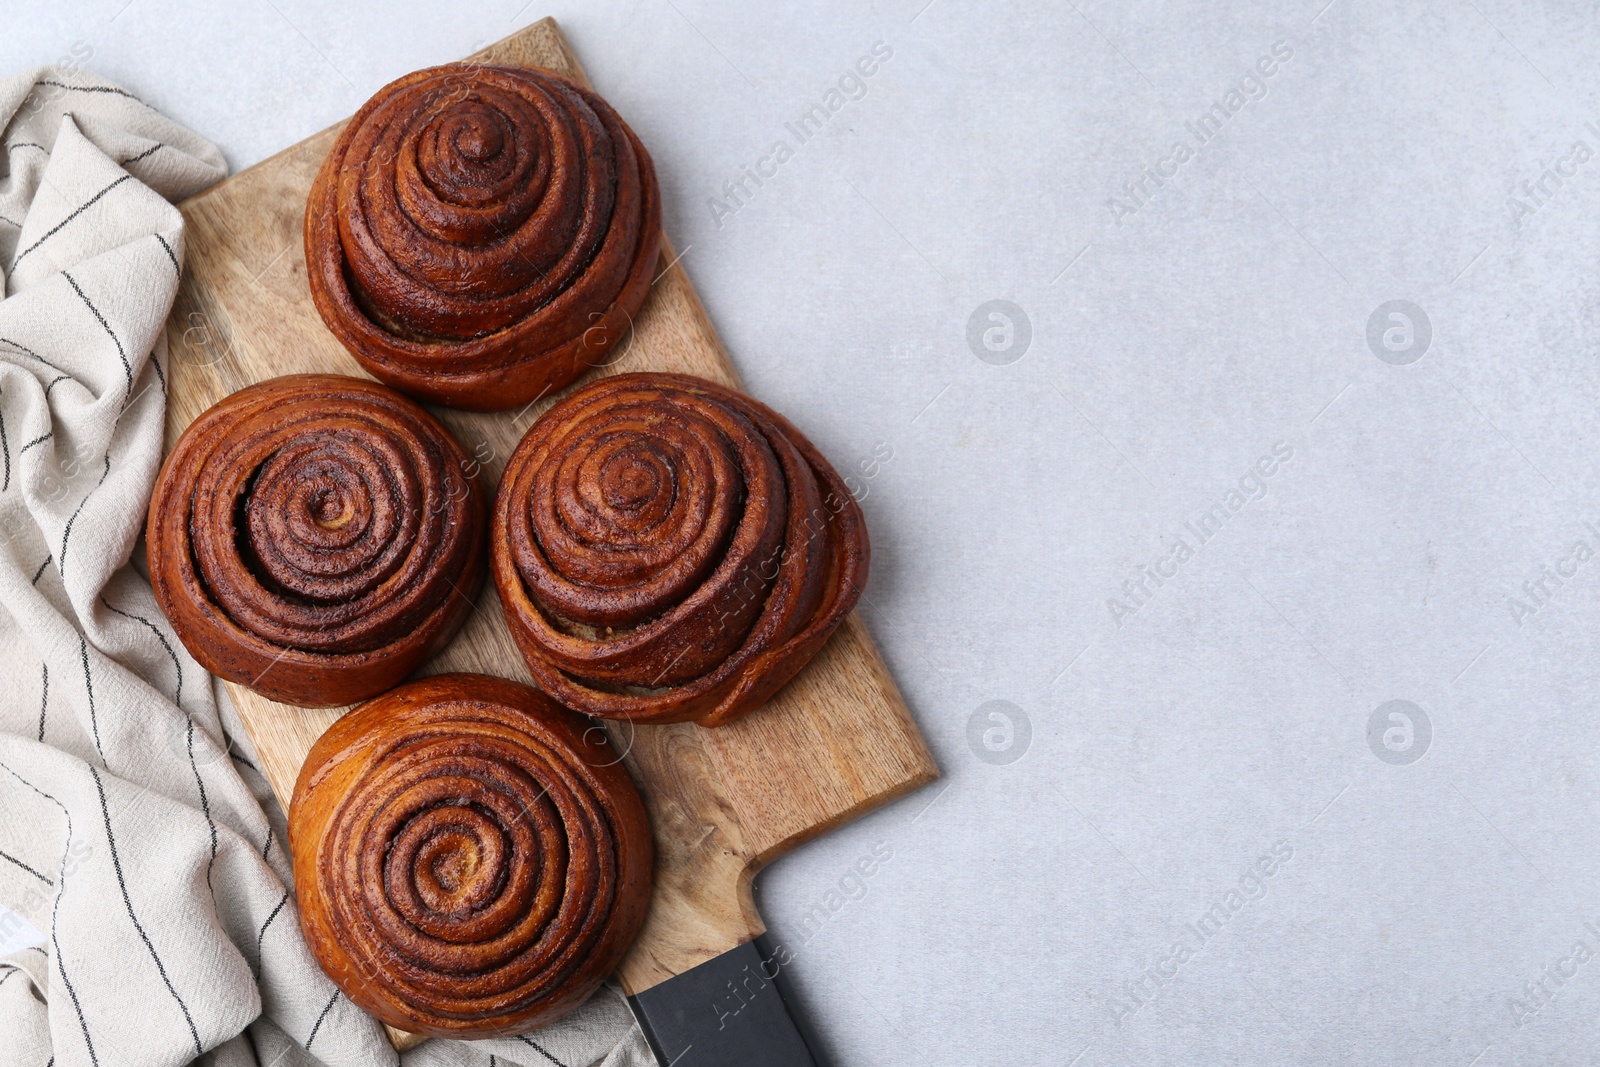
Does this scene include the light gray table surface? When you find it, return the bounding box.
[9,1,1600,1064]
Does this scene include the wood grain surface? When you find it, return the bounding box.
[159,16,937,1049]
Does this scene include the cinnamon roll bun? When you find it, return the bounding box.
[289,673,652,1037]
[305,64,662,411]
[147,374,485,706]
[491,372,869,726]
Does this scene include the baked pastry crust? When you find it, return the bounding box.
[305,64,662,411]
[492,372,870,726]
[289,673,652,1037]
[146,374,486,707]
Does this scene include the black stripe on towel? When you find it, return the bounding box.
[91,766,203,1056]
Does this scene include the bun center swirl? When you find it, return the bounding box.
[235,421,416,608]
[522,382,776,648]
[337,733,607,992]
[197,411,446,652]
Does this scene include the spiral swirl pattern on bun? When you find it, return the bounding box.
[289,673,652,1037]
[305,64,662,411]
[147,374,486,707]
[492,372,869,726]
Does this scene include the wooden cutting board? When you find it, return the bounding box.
[159,16,937,1052]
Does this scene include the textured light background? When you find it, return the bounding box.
[7,1,1600,1064]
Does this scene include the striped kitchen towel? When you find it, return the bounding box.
[0,65,649,1067]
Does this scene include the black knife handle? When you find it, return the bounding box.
[628,940,820,1067]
